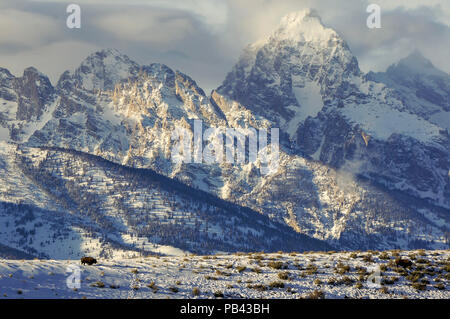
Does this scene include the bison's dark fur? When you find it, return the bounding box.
[81,256,97,265]
[395,258,412,268]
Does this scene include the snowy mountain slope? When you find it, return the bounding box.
[367,50,450,131]
[0,143,330,259]
[0,242,35,259]
[0,142,163,259]
[0,250,448,299]
[0,200,132,260]
[0,10,448,256]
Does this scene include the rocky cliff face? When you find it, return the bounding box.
[0,67,57,142]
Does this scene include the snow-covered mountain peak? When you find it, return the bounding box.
[22,67,44,78]
[398,50,433,69]
[63,48,140,92]
[0,67,13,79]
[81,48,132,65]
[217,9,360,140]
[390,50,446,77]
[273,9,337,44]
[20,67,53,91]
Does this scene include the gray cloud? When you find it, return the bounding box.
[0,0,448,93]
[327,4,450,74]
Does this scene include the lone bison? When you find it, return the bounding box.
[395,258,412,268]
[81,256,97,265]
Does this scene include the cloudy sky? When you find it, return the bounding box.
[1,0,449,93]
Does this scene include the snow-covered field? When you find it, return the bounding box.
[0,250,448,299]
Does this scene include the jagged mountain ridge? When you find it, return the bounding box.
[0,10,449,257]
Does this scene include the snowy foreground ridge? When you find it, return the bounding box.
[0,250,448,299]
